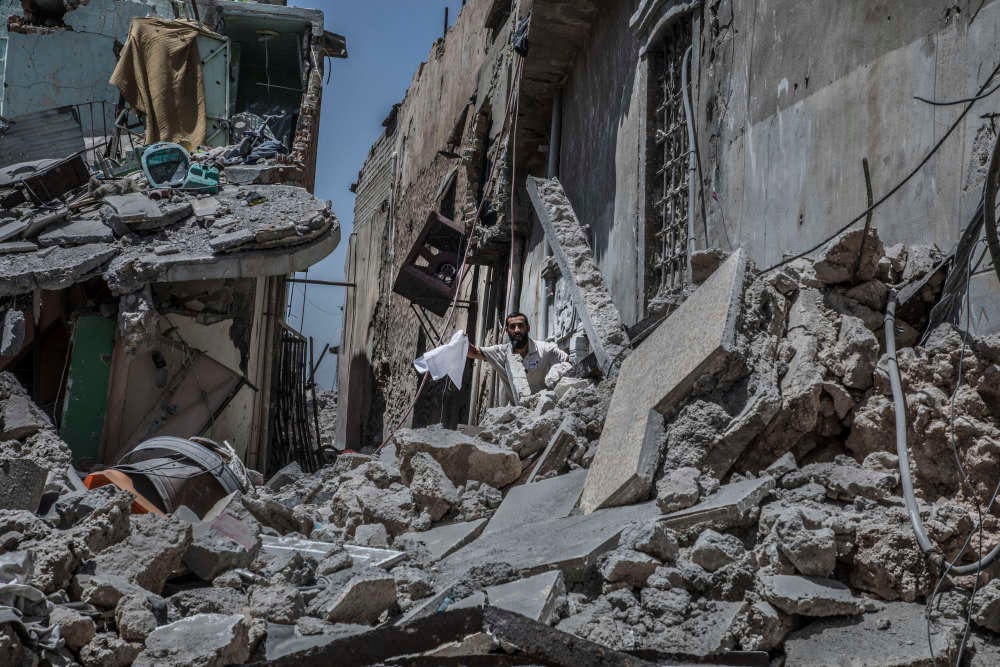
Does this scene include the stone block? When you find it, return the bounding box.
[659,476,774,531]
[526,177,629,376]
[0,458,46,511]
[486,571,565,624]
[184,492,261,581]
[394,425,521,488]
[0,241,36,254]
[134,613,249,667]
[1,391,53,440]
[580,250,747,513]
[320,572,397,624]
[526,415,577,482]
[442,501,660,582]
[90,514,191,594]
[759,574,866,617]
[0,219,29,242]
[484,469,587,535]
[395,518,488,561]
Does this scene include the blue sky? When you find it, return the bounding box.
[286,0,468,389]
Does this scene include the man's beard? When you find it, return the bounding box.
[507,331,528,348]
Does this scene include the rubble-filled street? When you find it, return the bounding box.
[3,227,1000,665]
[2,0,1000,665]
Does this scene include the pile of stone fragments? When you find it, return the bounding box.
[2,228,999,666]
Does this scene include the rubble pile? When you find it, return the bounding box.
[2,229,999,665]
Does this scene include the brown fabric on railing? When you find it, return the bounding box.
[110,18,222,151]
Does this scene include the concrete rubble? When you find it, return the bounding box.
[2,228,999,665]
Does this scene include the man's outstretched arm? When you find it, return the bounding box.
[467,344,486,360]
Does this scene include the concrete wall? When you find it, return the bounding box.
[697,0,1000,278]
[0,0,172,125]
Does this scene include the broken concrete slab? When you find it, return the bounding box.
[526,415,577,482]
[486,571,565,624]
[526,177,629,376]
[395,425,522,488]
[484,468,587,535]
[103,194,192,231]
[319,571,397,624]
[580,250,747,513]
[0,391,52,440]
[395,518,488,561]
[659,476,774,531]
[783,602,962,666]
[259,534,405,569]
[37,218,114,247]
[184,492,262,580]
[90,514,192,594]
[264,621,368,661]
[759,574,866,617]
[441,501,660,582]
[133,613,250,667]
[0,458,46,511]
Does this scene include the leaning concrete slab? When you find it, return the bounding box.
[526,176,630,376]
[441,501,659,582]
[486,571,565,624]
[580,250,747,513]
[395,518,488,562]
[484,469,587,535]
[659,476,774,531]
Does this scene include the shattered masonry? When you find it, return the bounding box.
[2,0,1000,666]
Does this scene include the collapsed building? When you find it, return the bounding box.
[0,0,346,471]
[2,0,1000,666]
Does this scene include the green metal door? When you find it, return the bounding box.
[60,315,115,465]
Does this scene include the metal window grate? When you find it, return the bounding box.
[646,21,692,303]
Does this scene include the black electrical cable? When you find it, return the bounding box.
[914,79,1000,106]
[765,58,1000,274]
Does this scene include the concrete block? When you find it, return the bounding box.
[394,425,521,488]
[320,572,397,624]
[0,458,46,512]
[526,415,577,482]
[659,476,774,531]
[484,469,587,535]
[134,613,249,667]
[395,518,488,561]
[91,514,192,594]
[0,391,52,440]
[646,600,745,657]
[784,602,962,666]
[580,250,747,513]
[526,176,629,376]
[759,574,866,617]
[260,534,405,569]
[184,492,261,581]
[485,571,565,624]
[442,501,660,582]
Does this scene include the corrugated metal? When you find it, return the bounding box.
[0,107,86,168]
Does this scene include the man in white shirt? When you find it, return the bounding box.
[468,312,572,402]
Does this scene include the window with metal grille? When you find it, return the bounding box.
[645,21,692,307]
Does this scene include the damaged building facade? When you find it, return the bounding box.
[340,0,1000,448]
[324,0,1000,664]
[0,0,346,472]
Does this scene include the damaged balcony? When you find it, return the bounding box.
[0,5,345,475]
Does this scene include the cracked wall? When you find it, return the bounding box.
[0,0,173,126]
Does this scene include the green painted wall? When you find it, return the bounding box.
[60,315,115,465]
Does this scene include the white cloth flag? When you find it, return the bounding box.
[413,330,469,389]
